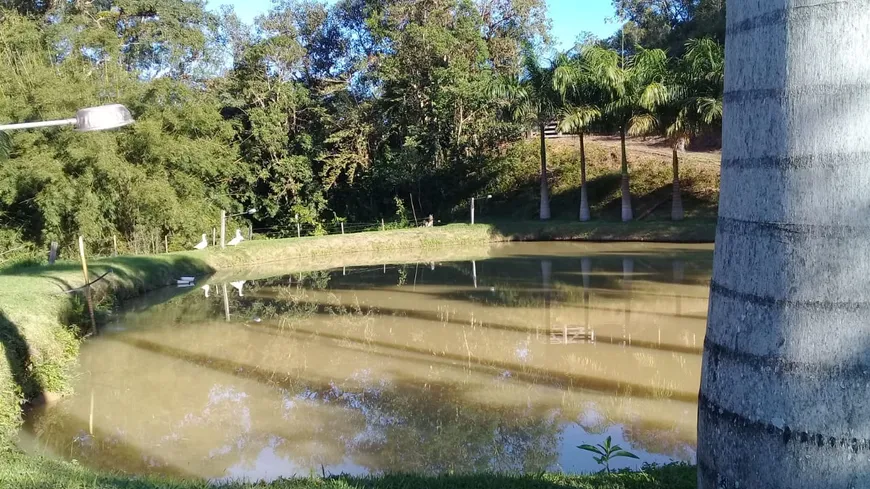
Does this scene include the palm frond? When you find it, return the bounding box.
[558,105,600,133]
[628,113,659,137]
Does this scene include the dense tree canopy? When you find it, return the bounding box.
[0,0,722,258]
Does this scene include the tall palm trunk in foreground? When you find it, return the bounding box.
[619,125,632,221]
[579,132,590,221]
[671,146,683,221]
[539,123,551,220]
[699,1,870,487]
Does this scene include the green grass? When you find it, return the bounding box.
[0,451,696,489]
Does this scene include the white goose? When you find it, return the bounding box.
[230,280,246,297]
[194,234,208,250]
[202,284,211,298]
[227,229,244,246]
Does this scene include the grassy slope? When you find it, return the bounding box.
[1,451,696,489]
[481,137,720,222]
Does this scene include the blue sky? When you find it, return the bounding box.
[208,0,617,51]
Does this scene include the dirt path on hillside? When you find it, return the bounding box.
[553,135,722,166]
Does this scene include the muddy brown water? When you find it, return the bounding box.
[19,242,712,481]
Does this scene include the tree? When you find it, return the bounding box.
[610,0,725,53]
[699,1,867,487]
[628,38,723,221]
[554,51,602,221]
[584,45,669,222]
[490,49,563,220]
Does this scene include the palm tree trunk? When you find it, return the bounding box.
[619,125,632,221]
[699,2,870,488]
[539,123,551,220]
[671,146,684,221]
[579,132,590,221]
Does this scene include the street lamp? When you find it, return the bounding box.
[0,104,135,132]
[221,208,257,248]
[470,194,492,225]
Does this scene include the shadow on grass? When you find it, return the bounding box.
[0,311,43,413]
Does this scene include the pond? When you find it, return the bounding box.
[19,242,713,481]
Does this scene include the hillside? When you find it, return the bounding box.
[478,136,721,222]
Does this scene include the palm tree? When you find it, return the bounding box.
[554,54,601,222]
[632,38,723,221]
[700,2,865,487]
[490,49,562,220]
[584,46,669,222]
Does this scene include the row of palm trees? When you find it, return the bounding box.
[492,39,725,222]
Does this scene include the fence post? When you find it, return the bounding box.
[220,210,226,249]
[297,221,301,238]
[248,223,252,240]
[49,241,58,265]
[381,219,385,231]
[341,222,345,235]
[212,227,216,246]
[112,235,118,257]
[470,197,475,225]
[164,235,168,253]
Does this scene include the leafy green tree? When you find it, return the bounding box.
[584,45,669,222]
[490,49,564,220]
[627,38,723,221]
[554,49,604,221]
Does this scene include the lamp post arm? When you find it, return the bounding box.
[0,118,77,131]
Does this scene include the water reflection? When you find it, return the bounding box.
[20,243,712,481]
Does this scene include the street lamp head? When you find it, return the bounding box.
[75,104,135,132]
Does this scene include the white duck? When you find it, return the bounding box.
[227,229,244,246]
[230,280,246,297]
[202,284,210,298]
[194,234,208,250]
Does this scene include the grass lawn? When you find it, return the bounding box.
[0,451,697,489]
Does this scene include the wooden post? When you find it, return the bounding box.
[470,197,475,225]
[472,260,478,288]
[296,222,301,238]
[48,241,58,265]
[112,235,118,257]
[410,193,418,226]
[78,236,90,289]
[340,222,345,235]
[248,223,252,240]
[220,210,227,249]
[78,236,97,335]
[164,235,168,253]
[381,219,385,231]
[212,227,216,246]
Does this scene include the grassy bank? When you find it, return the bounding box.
[1,452,696,488]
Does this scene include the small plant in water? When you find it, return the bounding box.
[578,436,640,473]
